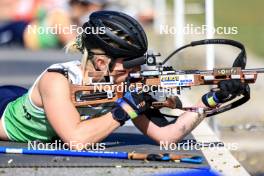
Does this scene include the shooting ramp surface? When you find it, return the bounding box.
[0,126,208,169]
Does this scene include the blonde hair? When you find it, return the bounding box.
[65,36,110,84]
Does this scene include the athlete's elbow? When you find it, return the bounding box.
[155,136,183,146]
[62,135,94,150]
[153,131,185,145]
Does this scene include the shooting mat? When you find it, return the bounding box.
[0,127,209,169]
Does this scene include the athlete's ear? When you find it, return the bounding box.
[94,56,110,71]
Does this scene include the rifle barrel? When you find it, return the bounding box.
[243,68,264,73]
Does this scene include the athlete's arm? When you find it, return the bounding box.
[132,101,206,144]
[38,72,120,149]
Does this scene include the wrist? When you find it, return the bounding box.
[111,98,139,126]
[106,112,122,127]
[202,92,220,108]
[111,106,127,126]
[117,98,138,119]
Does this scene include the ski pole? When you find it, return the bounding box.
[0,146,203,164]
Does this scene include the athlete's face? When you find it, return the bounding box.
[93,52,139,84]
[111,58,140,84]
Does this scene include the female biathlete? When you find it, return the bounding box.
[0,11,242,149]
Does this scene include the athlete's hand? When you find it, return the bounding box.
[123,91,151,114]
[202,80,245,107]
[215,80,245,102]
[111,90,152,126]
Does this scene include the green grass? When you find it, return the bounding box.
[183,0,264,58]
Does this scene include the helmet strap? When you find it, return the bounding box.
[88,50,94,60]
[109,60,115,71]
[82,50,95,85]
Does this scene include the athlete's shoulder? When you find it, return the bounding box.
[38,70,70,96]
[48,60,83,85]
[49,60,81,69]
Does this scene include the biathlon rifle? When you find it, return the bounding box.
[70,39,264,117]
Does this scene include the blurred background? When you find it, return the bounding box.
[0,0,263,175]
